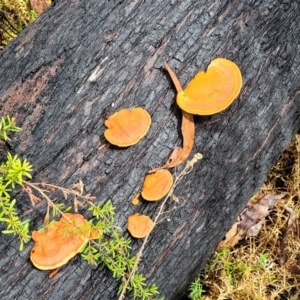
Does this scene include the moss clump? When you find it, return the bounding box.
[0,0,51,50]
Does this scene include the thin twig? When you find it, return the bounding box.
[23,181,75,224]
[118,153,202,299]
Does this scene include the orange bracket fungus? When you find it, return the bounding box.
[141,169,173,201]
[30,213,99,270]
[127,213,154,238]
[177,58,242,115]
[150,58,242,172]
[104,107,151,147]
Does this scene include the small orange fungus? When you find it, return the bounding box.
[141,169,173,201]
[30,213,100,270]
[104,107,151,147]
[131,193,140,205]
[127,213,154,238]
[177,58,242,115]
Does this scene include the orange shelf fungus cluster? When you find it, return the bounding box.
[104,107,151,147]
[30,213,99,270]
[29,57,243,273]
[127,170,173,238]
[103,57,242,239]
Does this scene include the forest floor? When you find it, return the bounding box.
[189,133,300,300]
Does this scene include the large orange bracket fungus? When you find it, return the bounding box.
[150,58,242,172]
[127,213,154,238]
[30,213,99,270]
[141,169,173,201]
[177,58,242,115]
[104,107,151,147]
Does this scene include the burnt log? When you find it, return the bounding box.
[0,0,300,299]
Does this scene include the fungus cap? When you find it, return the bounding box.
[127,213,154,238]
[141,169,173,201]
[30,213,93,270]
[104,107,151,147]
[177,58,242,115]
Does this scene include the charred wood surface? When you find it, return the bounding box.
[0,0,300,299]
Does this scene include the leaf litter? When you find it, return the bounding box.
[217,193,287,250]
[149,63,195,172]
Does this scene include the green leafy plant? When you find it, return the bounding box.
[189,278,205,300]
[0,116,32,250]
[0,116,21,140]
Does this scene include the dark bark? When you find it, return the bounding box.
[0,0,300,299]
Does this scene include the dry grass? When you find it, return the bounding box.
[191,134,300,300]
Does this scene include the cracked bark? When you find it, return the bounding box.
[0,0,300,299]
